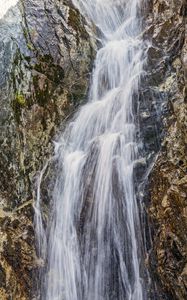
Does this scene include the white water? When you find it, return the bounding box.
[0,0,18,19]
[35,0,147,299]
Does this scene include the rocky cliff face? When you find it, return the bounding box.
[146,0,187,299]
[0,0,186,299]
[0,0,95,299]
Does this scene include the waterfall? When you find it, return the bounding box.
[35,0,148,299]
[0,0,18,19]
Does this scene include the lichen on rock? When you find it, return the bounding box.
[0,0,186,299]
[0,0,95,298]
[146,0,187,299]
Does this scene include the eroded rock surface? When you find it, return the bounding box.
[0,0,187,299]
[147,0,187,299]
[0,0,95,298]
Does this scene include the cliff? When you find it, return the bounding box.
[0,0,95,298]
[0,0,186,299]
[147,0,187,299]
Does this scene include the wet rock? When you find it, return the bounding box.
[144,0,187,299]
[149,99,187,299]
[0,0,95,298]
[0,0,186,299]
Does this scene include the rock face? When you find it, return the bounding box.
[146,0,187,299]
[0,0,95,298]
[0,0,187,299]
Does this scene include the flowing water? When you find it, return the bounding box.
[35,0,147,299]
[0,0,18,19]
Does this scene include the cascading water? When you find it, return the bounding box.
[35,0,148,299]
[0,0,18,19]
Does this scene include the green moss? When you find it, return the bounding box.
[23,27,29,40]
[27,43,34,51]
[15,92,26,106]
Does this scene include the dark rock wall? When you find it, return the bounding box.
[0,0,187,299]
[146,0,187,299]
[0,0,95,299]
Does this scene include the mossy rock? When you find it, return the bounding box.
[15,92,26,106]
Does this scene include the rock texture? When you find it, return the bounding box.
[0,0,187,299]
[146,0,187,299]
[0,0,95,298]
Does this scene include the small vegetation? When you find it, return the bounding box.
[15,92,26,106]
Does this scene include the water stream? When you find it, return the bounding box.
[35,0,148,299]
[0,0,18,19]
